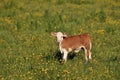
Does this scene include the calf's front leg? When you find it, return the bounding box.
[62,49,68,63]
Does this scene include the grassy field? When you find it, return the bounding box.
[0,0,120,80]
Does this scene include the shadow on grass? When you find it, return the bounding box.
[45,48,86,63]
[54,51,76,61]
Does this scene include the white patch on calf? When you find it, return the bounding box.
[56,32,64,43]
[74,46,85,53]
[68,48,72,52]
[61,48,68,62]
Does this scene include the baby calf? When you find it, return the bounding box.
[51,32,92,63]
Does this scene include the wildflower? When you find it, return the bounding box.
[4,17,13,25]
[32,53,35,56]
[97,29,105,34]
[62,15,67,19]
[1,77,5,80]
[80,28,83,33]
[57,74,60,77]
[63,70,69,74]
[27,71,31,74]
[28,77,32,80]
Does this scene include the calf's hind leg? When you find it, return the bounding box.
[84,48,88,61]
[85,49,92,62]
[88,50,92,60]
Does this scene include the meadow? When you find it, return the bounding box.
[0,0,120,80]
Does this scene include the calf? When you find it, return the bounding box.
[51,32,92,63]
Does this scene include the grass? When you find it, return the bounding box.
[0,0,120,80]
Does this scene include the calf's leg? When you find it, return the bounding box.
[89,50,92,60]
[84,48,88,61]
[62,49,68,62]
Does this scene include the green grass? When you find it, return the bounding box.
[0,0,120,80]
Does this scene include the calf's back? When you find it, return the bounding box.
[61,33,91,51]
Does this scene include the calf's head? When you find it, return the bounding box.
[51,32,68,43]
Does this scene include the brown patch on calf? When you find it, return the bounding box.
[61,33,91,52]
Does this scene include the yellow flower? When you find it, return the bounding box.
[97,29,105,34]
[63,70,69,74]
[4,17,13,25]
[1,77,5,80]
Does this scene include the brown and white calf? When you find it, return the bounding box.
[51,32,92,63]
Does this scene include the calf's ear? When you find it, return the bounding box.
[63,33,68,37]
[51,32,56,36]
